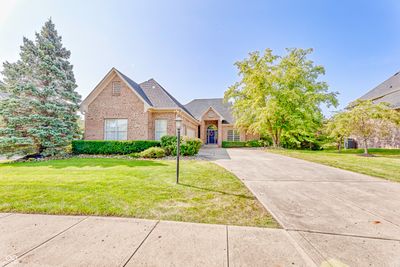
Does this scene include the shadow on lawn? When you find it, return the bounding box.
[6,158,168,169]
[179,183,254,199]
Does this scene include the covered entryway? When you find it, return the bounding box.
[206,125,218,144]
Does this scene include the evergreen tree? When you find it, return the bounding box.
[0,19,81,156]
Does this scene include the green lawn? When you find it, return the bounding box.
[0,158,278,228]
[267,148,400,182]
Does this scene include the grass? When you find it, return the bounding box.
[0,158,278,228]
[267,148,400,182]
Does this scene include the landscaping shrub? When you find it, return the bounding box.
[222,140,265,148]
[71,140,160,155]
[129,152,140,158]
[181,137,202,156]
[245,140,265,147]
[160,135,177,155]
[160,135,202,156]
[139,147,166,158]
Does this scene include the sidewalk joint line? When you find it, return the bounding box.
[122,220,160,267]
[296,231,333,267]
[4,216,89,266]
[286,229,400,242]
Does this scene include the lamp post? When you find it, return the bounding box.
[175,116,183,184]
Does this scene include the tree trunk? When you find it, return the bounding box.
[338,141,341,153]
[363,139,368,155]
[268,127,281,148]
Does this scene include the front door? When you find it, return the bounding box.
[207,129,218,144]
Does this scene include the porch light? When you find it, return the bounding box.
[175,116,183,130]
[175,116,183,184]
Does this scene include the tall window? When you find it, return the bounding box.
[112,81,122,95]
[104,119,127,140]
[155,119,167,140]
[227,130,240,141]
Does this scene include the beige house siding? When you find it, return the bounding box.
[84,75,149,140]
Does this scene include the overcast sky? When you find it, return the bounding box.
[1,0,399,115]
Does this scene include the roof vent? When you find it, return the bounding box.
[394,72,400,76]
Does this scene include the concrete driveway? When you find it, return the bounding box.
[212,148,400,266]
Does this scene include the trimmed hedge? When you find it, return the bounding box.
[222,140,265,148]
[72,140,160,155]
[222,141,246,148]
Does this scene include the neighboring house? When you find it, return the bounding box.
[356,71,400,148]
[359,71,400,110]
[80,68,258,146]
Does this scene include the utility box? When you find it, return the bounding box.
[345,138,358,149]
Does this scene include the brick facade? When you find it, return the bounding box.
[82,69,259,146]
[84,75,149,140]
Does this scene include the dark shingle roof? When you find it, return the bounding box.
[139,79,194,116]
[184,98,234,123]
[115,70,194,118]
[115,70,153,106]
[360,71,400,109]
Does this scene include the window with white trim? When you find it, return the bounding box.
[227,130,240,141]
[112,81,122,95]
[104,119,127,140]
[155,119,168,140]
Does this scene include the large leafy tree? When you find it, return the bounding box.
[224,48,338,147]
[325,112,352,152]
[0,19,81,156]
[328,100,400,155]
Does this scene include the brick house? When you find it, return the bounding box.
[80,68,258,146]
[356,71,400,148]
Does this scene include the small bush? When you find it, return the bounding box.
[160,135,177,156]
[64,144,73,154]
[160,135,202,156]
[72,140,160,155]
[181,136,202,156]
[129,152,140,158]
[139,147,166,158]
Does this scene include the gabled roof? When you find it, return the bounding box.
[359,71,400,109]
[184,98,234,124]
[115,70,153,106]
[139,79,193,116]
[81,68,197,121]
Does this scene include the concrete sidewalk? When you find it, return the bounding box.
[0,213,314,267]
[213,148,400,266]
